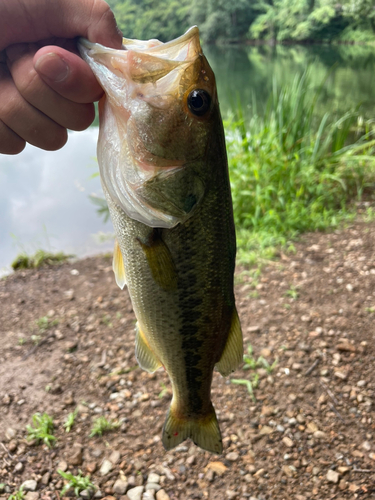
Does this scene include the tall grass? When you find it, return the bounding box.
[227,69,375,264]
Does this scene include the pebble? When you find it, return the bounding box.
[21,480,37,492]
[206,461,227,476]
[80,490,94,499]
[127,486,145,500]
[57,460,68,472]
[226,491,237,500]
[113,479,128,495]
[142,492,155,500]
[259,425,273,435]
[14,462,23,472]
[25,493,39,500]
[282,436,294,448]
[145,484,161,492]
[41,472,51,486]
[68,443,83,465]
[334,371,348,380]
[100,459,113,476]
[156,491,170,500]
[226,452,239,461]
[313,431,327,440]
[326,470,340,484]
[109,450,121,464]
[147,472,160,483]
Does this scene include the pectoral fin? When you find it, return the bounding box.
[215,308,243,377]
[138,230,177,291]
[112,239,126,289]
[135,322,162,373]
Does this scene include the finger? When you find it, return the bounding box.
[33,45,104,103]
[1,0,122,51]
[0,64,68,151]
[0,119,25,155]
[7,43,96,130]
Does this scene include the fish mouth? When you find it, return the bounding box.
[79,26,201,63]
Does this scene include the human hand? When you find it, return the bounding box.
[0,0,122,154]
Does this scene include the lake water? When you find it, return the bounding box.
[2,43,375,274]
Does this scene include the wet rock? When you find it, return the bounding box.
[127,486,144,500]
[100,459,113,476]
[21,480,37,492]
[326,470,340,484]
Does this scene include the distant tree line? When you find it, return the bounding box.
[108,0,375,44]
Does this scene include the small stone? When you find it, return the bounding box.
[113,480,128,495]
[147,474,160,484]
[288,393,297,402]
[68,443,83,466]
[156,491,170,500]
[41,472,51,486]
[8,440,18,452]
[361,440,371,451]
[226,452,239,462]
[57,460,68,472]
[21,480,37,492]
[326,470,340,484]
[186,455,195,466]
[127,486,144,500]
[64,289,75,300]
[336,342,356,352]
[282,465,294,477]
[339,479,347,490]
[14,462,23,472]
[142,491,155,500]
[253,468,265,478]
[313,431,327,440]
[86,463,97,474]
[205,469,215,482]
[80,490,94,499]
[100,459,113,476]
[5,428,16,440]
[25,493,39,500]
[334,371,348,381]
[348,483,360,492]
[226,490,237,500]
[337,466,350,474]
[282,436,294,448]
[206,461,227,476]
[109,450,121,464]
[306,422,318,433]
[145,483,161,492]
[259,425,273,435]
[247,326,261,333]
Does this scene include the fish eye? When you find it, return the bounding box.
[187,89,211,116]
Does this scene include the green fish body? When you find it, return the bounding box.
[79,27,243,454]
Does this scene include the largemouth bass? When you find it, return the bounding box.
[79,27,243,454]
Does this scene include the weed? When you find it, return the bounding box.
[226,70,375,264]
[258,356,279,374]
[17,338,25,346]
[158,382,170,399]
[64,409,78,433]
[12,250,72,271]
[89,416,120,437]
[26,412,55,448]
[7,487,25,500]
[35,316,59,334]
[285,286,299,300]
[58,470,95,496]
[231,374,259,402]
[101,314,113,327]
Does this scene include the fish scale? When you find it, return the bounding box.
[79,26,243,454]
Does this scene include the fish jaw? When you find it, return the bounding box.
[78,27,218,228]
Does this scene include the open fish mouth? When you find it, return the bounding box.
[78,27,216,228]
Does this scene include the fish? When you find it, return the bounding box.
[78,27,243,454]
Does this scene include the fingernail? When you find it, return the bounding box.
[34,53,69,83]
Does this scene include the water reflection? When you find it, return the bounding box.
[0,128,112,276]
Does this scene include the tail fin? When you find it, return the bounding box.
[162,403,222,454]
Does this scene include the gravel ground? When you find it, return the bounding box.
[1,219,375,500]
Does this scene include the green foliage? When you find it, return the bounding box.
[227,69,375,263]
[107,0,375,43]
[12,250,71,270]
[64,409,78,433]
[58,470,95,497]
[7,487,25,500]
[26,412,56,448]
[231,375,259,401]
[36,316,59,334]
[89,416,120,437]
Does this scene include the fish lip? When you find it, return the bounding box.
[78,26,201,62]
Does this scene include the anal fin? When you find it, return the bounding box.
[135,322,162,373]
[113,239,126,289]
[215,308,243,377]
